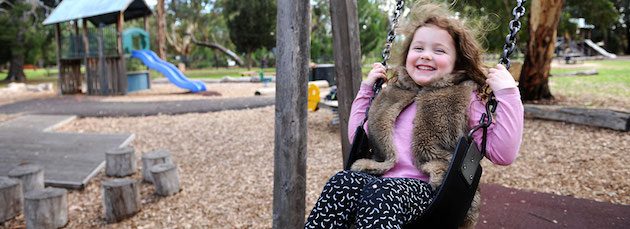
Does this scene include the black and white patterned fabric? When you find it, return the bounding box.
[305,170,434,229]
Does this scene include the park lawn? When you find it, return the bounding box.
[0,68,58,88]
[149,67,276,80]
[549,60,630,98]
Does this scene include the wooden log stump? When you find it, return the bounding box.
[150,163,180,196]
[102,178,141,223]
[8,164,44,194]
[141,149,172,183]
[0,177,22,223]
[105,146,137,177]
[524,104,630,131]
[24,187,68,229]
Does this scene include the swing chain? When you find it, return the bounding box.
[381,0,405,67]
[499,0,527,70]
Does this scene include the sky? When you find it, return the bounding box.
[145,0,157,7]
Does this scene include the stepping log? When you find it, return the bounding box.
[524,104,630,131]
[141,149,173,183]
[0,177,22,223]
[24,187,68,229]
[8,164,44,194]
[105,146,137,177]
[102,179,141,223]
[150,163,180,196]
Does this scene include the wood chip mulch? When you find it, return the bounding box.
[0,83,628,228]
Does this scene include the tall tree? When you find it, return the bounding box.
[614,0,630,54]
[357,0,388,59]
[165,0,214,66]
[221,0,276,69]
[311,0,333,62]
[0,0,51,82]
[156,0,167,59]
[519,0,564,101]
[444,0,529,53]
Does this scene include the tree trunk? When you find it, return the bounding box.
[5,27,27,82]
[157,0,167,59]
[519,0,564,101]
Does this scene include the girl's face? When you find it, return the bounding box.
[405,24,457,86]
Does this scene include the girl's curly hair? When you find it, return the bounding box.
[390,1,488,94]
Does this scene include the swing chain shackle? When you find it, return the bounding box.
[499,0,526,70]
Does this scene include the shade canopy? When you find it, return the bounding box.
[43,0,152,26]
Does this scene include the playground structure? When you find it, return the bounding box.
[43,0,205,95]
[556,18,617,63]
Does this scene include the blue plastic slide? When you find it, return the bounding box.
[130,50,206,92]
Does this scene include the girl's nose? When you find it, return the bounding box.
[420,53,432,61]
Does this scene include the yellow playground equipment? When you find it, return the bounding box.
[307,83,320,111]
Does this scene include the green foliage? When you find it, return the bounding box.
[310,0,333,63]
[0,1,55,81]
[358,0,389,60]
[221,0,276,67]
[564,0,619,31]
[426,0,530,53]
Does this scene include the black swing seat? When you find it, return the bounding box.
[404,136,484,229]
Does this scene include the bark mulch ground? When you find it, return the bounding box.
[0,83,628,228]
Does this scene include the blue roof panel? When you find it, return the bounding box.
[43,0,152,25]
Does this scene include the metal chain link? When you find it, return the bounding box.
[499,0,527,70]
[380,0,405,67]
[362,0,405,126]
[484,0,526,124]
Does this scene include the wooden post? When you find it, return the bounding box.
[143,15,149,32]
[105,147,137,177]
[55,24,63,95]
[141,149,173,183]
[273,1,310,228]
[102,179,141,223]
[83,19,91,94]
[150,163,180,196]
[0,177,22,223]
[330,0,363,169]
[24,188,68,229]
[117,12,127,95]
[8,164,44,194]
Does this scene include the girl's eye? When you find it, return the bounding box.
[414,47,424,51]
[435,49,446,54]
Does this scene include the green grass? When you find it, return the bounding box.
[149,67,276,79]
[0,68,59,88]
[549,60,630,98]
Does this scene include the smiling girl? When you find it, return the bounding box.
[305,2,524,229]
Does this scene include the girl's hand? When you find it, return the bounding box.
[487,64,517,91]
[362,63,388,87]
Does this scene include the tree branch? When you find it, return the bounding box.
[187,34,244,66]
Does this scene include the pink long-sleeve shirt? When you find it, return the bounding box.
[348,83,524,181]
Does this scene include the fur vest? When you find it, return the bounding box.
[350,67,475,184]
[349,67,481,228]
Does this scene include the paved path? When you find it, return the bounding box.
[0,115,134,189]
[0,96,275,117]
